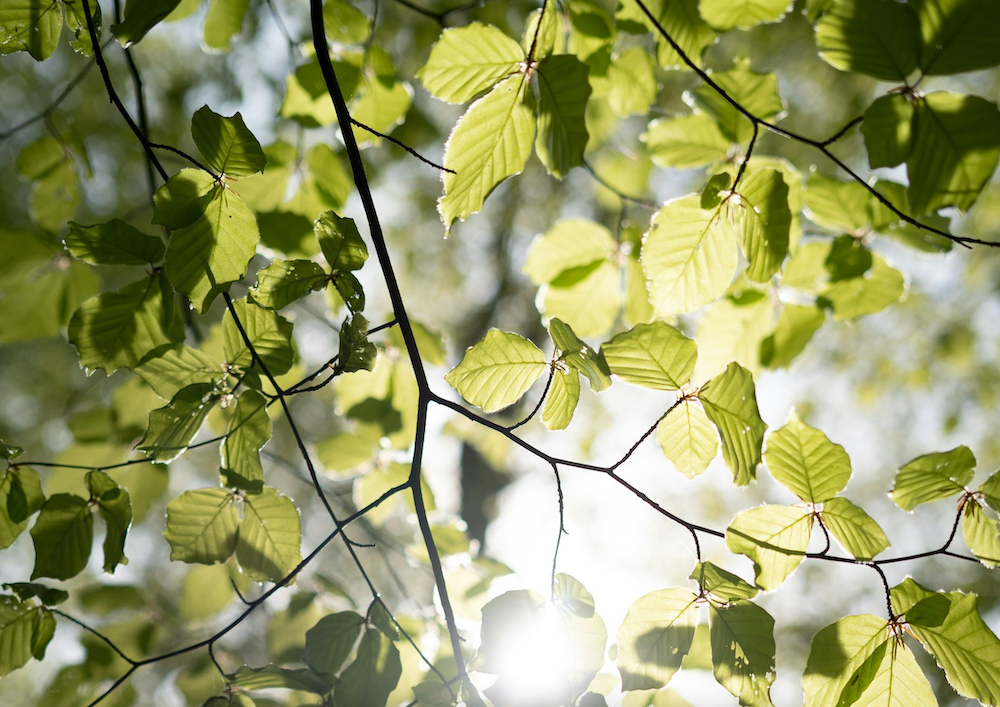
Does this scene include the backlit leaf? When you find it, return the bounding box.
[191,106,266,178]
[221,391,271,490]
[138,383,218,463]
[535,54,591,179]
[913,0,1000,76]
[30,494,93,580]
[251,259,328,310]
[111,0,182,46]
[764,410,851,503]
[692,59,782,144]
[889,445,975,511]
[644,113,732,169]
[616,588,700,690]
[445,329,547,413]
[164,488,239,565]
[802,615,896,707]
[203,0,250,52]
[237,488,301,583]
[316,211,368,272]
[542,368,580,430]
[814,0,920,82]
[691,561,758,602]
[699,0,792,31]
[223,298,296,376]
[726,505,812,590]
[417,23,524,104]
[821,497,889,560]
[0,597,41,676]
[523,219,616,285]
[65,220,165,266]
[88,471,132,574]
[699,363,767,486]
[735,168,790,283]
[0,0,63,60]
[862,95,914,169]
[709,600,775,707]
[303,612,366,675]
[657,401,718,478]
[335,628,402,707]
[607,47,658,117]
[962,499,1000,567]
[601,322,696,390]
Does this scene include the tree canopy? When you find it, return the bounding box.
[2,0,1000,706]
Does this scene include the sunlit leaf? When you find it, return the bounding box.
[417,23,524,104]
[819,254,905,322]
[303,611,365,676]
[699,363,767,486]
[889,445,975,511]
[152,168,217,229]
[323,0,370,45]
[657,401,718,478]
[203,0,250,52]
[726,505,812,590]
[180,564,236,620]
[133,344,224,400]
[111,0,182,46]
[29,494,92,581]
[699,0,792,31]
[65,220,165,266]
[616,588,700,690]
[642,195,738,317]
[692,59,782,144]
[618,0,716,69]
[914,0,1000,76]
[445,329,547,413]
[542,368,580,430]
[601,322,697,390]
[549,318,611,391]
[251,259,328,310]
[541,259,622,338]
[223,298,296,376]
[709,600,775,707]
[191,106,265,178]
[821,497,889,560]
[138,383,218,463]
[335,628,402,707]
[221,391,271,490]
[607,47,658,117]
[735,168,790,283]
[237,488,302,583]
[764,410,850,503]
[644,113,732,169]
[227,664,335,694]
[693,291,774,380]
[163,488,239,565]
[862,95,915,169]
[339,312,378,374]
[815,0,920,82]
[691,561,758,602]
[88,471,132,574]
[0,0,64,60]
[535,54,591,179]
[962,499,1000,567]
[523,219,615,285]
[440,75,535,230]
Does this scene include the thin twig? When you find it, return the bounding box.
[350,118,454,173]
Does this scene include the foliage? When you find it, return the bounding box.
[1,0,1000,706]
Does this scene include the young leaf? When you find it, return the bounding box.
[804,173,876,233]
[439,75,535,230]
[68,273,184,374]
[0,596,42,676]
[699,363,768,486]
[0,0,63,60]
[692,59,782,144]
[726,505,812,590]
[889,445,975,511]
[133,344,225,400]
[138,383,218,463]
[906,92,1000,214]
[764,410,851,503]
[1,466,44,549]
[227,664,336,694]
[814,0,920,82]
[166,187,260,313]
[541,259,621,338]
[607,47,658,117]
[962,499,1000,567]
[522,219,616,285]
[619,0,716,69]
[657,401,718,478]
[152,168,217,228]
[535,54,591,179]
[708,600,776,707]
[323,0,370,45]
[643,114,732,169]
[221,391,271,490]
[163,488,239,564]
[549,318,611,391]
[615,588,700,690]
[760,304,825,370]
[642,194,738,317]
[690,561,758,602]
[203,0,250,52]
[2,583,68,607]
[223,298,296,376]
[316,211,369,272]
[417,23,525,104]
[693,291,774,380]
[821,497,889,560]
[601,321,697,391]
[891,577,1000,705]
[88,471,132,574]
[979,470,1000,514]
[251,260,328,310]
[862,94,915,169]
[29,494,93,581]
[65,220,166,266]
[444,329,547,413]
[237,488,302,583]
[303,612,366,676]
[914,0,1000,76]
[335,628,403,707]
[339,313,378,374]
[699,0,792,31]
[111,0,182,46]
[734,168,791,283]
[802,615,893,706]
[191,106,266,178]
[542,368,580,430]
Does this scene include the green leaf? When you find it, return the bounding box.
[179,564,235,620]
[439,75,535,231]
[891,577,1000,705]
[734,168,790,283]
[607,47,658,117]
[339,313,378,374]
[221,391,271,490]
[223,298,296,376]
[906,92,1000,214]
[549,318,611,391]
[888,445,975,511]
[760,304,825,370]
[191,106,266,177]
[316,211,369,272]
[615,588,700,690]
[814,0,920,82]
[2,583,67,607]
[88,471,132,574]
[167,186,260,313]
[692,59,782,144]
[152,168,217,229]
[619,0,716,69]
[227,664,335,694]
[30,494,93,581]
[368,599,399,640]
[819,254,905,322]
[709,600,775,707]
[699,363,767,486]
[862,95,915,169]
[63,0,100,56]
[251,259,328,310]
[0,0,63,61]
[316,432,376,476]
[444,329,547,413]
[699,0,792,31]
[541,259,622,338]
[163,488,239,564]
[417,23,524,104]
[979,470,1000,514]
[693,291,774,380]
[523,219,615,285]
[323,0,370,45]
[642,195,738,317]
[962,499,1000,567]
[203,0,250,52]
[821,497,890,560]
[335,628,403,707]
[0,263,97,344]
[535,54,591,179]
[542,368,580,430]
[138,383,218,463]
[413,680,455,707]
[111,0,182,46]
[0,596,40,676]
[601,322,697,390]
[303,611,366,675]
[644,114,732,169]
[0,466,43,549]
[803,615,892,707]
[913,0,1000,76]
[133,344,225,400]
[690,562,758,602]
[237,488,302,583]
[764,410,850,503]
[726,505,812,590]
[69,273,184,374]
[657,401,718,478]
[65,220,165,266]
